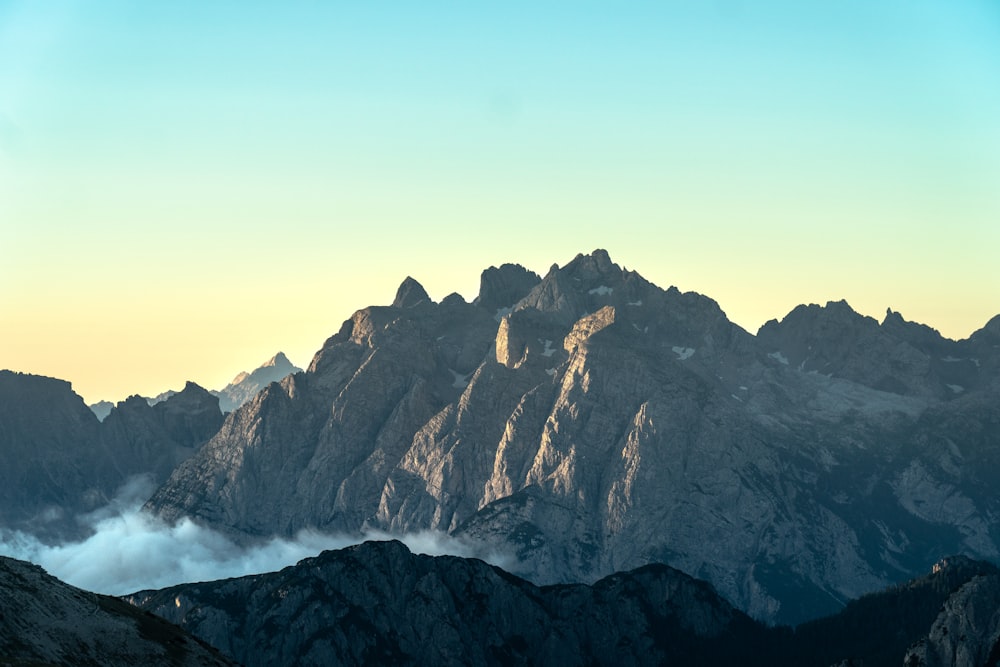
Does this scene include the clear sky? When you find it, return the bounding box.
[2,1,998,404]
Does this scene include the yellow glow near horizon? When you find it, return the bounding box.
[2,2,998,403]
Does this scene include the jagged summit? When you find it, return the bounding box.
[392,276,432,308]
[264,352,292,368]
[215,353,302,413]
[475,262,541,313]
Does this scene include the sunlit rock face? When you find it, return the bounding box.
[0,555,233,666]
[145,249,1000,625]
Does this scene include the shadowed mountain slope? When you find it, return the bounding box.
[0,555,233,666]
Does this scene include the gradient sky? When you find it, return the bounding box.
[2,1,999,404]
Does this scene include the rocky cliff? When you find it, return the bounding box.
[144,250,1000,624]
[904,565,1000,667]
[0,555,233,666]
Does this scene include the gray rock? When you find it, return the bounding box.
[904,571,1000,667]
[88,399,114,421]
[474,262,541,313]
[393,276,432,308]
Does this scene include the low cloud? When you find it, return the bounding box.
[0,478,515,596]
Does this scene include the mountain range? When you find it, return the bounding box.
[1,249,998,655]
[89,352,302,420]
[0,372,223,540]
[140,249,999,624]
[3,541,998,666]
[129,542,1000,667]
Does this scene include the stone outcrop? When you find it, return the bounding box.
[475,262,542,314]
[904,569,1000,667]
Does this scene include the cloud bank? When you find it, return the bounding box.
[0,478,514,596]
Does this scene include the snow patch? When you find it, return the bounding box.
[627,300,642,306]
[768,351,790,365]
[545,368,557,377]
[588,285,613,296]
[947,384,964,394]
[739,386,748,391]
[941,356,963,363]
[539,339,556,357]
[672,346,695,361]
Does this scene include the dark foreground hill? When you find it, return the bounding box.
[0,555,233,667]
[127,540,1000,667]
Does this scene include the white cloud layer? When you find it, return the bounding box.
[0,478,513,596]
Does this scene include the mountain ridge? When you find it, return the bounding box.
[126,540,1000,667]
[142,249,1000,624]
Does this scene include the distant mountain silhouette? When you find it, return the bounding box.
[0,371,222,539]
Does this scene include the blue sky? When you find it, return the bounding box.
[2,1,999,401]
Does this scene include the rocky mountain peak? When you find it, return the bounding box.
[392,276,432,308]
[215,353,303,413]
[971,313,1000,345]
[475,262,541,313]
[440,291,467,306]
[158,382,220,416]
[562,248,620,282]
[880,309,949,355]
[264,352,292,368]
[514,249,629,326]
